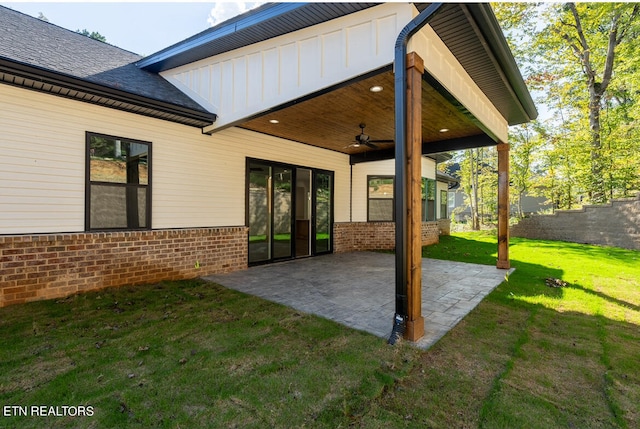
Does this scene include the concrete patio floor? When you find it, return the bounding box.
[203,252,513,349]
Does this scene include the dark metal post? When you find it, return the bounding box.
[390,3,443,345]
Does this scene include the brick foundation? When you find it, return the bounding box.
[334,221,440,253]
[0,227,248,307]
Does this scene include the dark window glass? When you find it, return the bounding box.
[86,133,150,230]
[368,176,394,221]
[440,190,448,219]
[422,178,436,222]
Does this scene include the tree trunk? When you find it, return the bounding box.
[564,3,637,204]
[472,150,480,230]
[588,83,605,203]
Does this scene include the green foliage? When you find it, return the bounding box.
[76,29,107,43]
[453,147,498,229]
[493,2,640,208]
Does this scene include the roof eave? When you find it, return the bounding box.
[136,2,310,72]
[0,57,216,128]
[137,2,379,73]
[467,3,538,123]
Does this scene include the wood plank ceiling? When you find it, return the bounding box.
[240,69,487,155]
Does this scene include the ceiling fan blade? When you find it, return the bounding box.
[369,139,394,144]
[364,141,378,149]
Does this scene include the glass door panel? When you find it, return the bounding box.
[273,167,292,259]
[314,171,332,254]
[248,160,333,263]
[295,168,311,257]
[248,162,271,264]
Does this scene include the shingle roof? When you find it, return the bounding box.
[0,5,216,127]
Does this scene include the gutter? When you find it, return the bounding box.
[136,3,309,72]
[390,2,444,345]
[0,57,217,128]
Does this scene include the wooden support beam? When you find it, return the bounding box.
[497,142,510,269]
[404,52,425,341]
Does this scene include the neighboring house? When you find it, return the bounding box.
[449,188,552,223]
[0,3,536,313]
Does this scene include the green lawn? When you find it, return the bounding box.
[1,232,638,428]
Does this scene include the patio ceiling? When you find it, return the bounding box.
[239,68,491,158]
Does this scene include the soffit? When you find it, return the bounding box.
[240,69,486,156]
[423,3,537,125]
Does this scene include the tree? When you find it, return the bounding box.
[510,122,543,218]
[547,3,639,203]
[453,147,498,229]
[76,29,107,43]
[493,2,640,207]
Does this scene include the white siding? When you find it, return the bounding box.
[0,85,350,234]
[162,3,411,132]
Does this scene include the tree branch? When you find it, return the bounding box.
[568,3,595,81]
[600,11,622,95]
[615,4,639,44]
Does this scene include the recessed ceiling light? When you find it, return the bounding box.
[369,85,383,93]
[269,119,279,124]
[439,128,449,133]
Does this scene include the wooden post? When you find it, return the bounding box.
[497,142,510,269]
[404,52,425,341]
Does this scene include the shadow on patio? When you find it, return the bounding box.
[203,252,513,349]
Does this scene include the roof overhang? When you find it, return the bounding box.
[239,66,494,162]
[426,3,537,125]
[165,2,535,160]
[0,57,216,128]
[137,3,379,73]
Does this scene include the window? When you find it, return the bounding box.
[440,190,448,219]
[368,176,394,221]
[422,178,436,221]
[86,132,151,230]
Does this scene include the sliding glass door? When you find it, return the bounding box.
[248,162,272,263]
[273,167,292,259]
[247,159,333,265]
[314,171,332,254]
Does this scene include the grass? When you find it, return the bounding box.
[249,233,330,243]
[1,232,639,428]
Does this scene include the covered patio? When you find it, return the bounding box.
[149,2,536,343]
[204,252,513,349]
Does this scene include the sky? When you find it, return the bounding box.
[1,2,265,56]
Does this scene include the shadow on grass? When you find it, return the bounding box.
[382,234,640,428]
[564,282,640,312]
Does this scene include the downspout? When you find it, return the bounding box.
[389,2,444,345]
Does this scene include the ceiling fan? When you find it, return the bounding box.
[345,123,394,149]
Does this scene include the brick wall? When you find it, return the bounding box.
[0,227,248,307]
[511,193,640,250]
[334,221,440,253]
